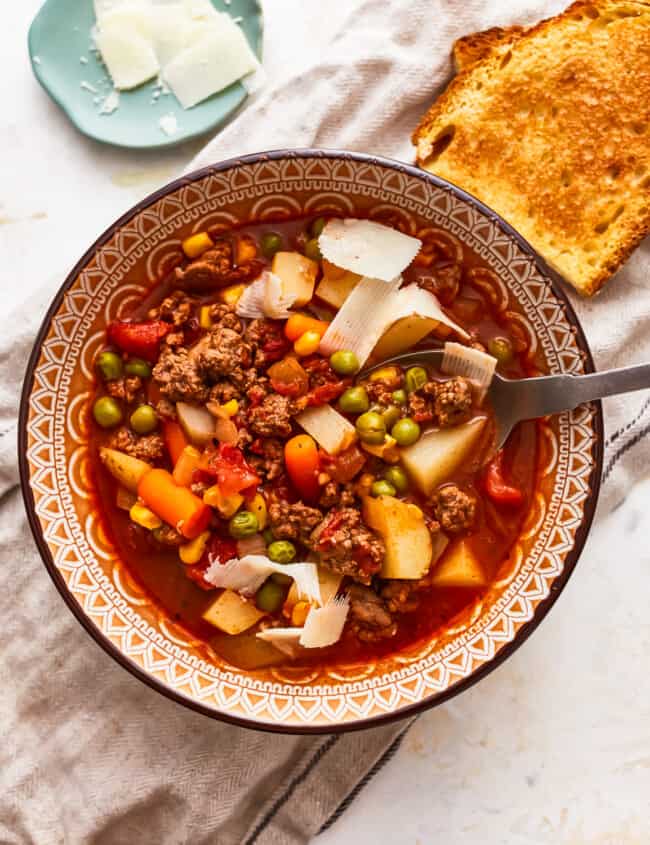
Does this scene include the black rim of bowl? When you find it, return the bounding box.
[18,148,604,734]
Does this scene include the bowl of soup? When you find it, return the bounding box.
[19,150,603,732]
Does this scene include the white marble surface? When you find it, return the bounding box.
[4,2,650,843]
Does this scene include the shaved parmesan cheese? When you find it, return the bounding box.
[256,628,302,657]
[100,89,120,114]
[150,3,195,66]
[158,113,179,135]
[371,284,468,359]
[94,22,159,89]
[286,568,343,608]
[441,341,497,401]
[319,219,422,283]
[162,15,257,108]
[295,405,357,456]
[236,272,296,320]
[204,555,322,605]
[300,596,350,648]
[256,597,350,652]
[319,275,403,366]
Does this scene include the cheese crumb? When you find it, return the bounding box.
[158,113,179,136]
[100,89,120,115]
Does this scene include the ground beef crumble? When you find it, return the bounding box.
[152,347,209,404]
[347,584,396,642]
[108,427,165,462]
[268,500,324,544]
[249,393,295,438]
[192,326,253,382]
[309,507,385,584]
[105,376,142,404]
[148,290,197,326]
[152,524,185,546]
[431,484,476,534]
[318,481,356,509]
[248,438,284,481]
[424,376,473,428]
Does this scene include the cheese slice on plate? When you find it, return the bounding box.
[94,23,160,90]
[162,14,258,108]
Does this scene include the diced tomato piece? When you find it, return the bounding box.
[107,320,171,362]
[483,450,524,507]
[306,380,349,406]
[319,444,366,483]
[199,443,260,497]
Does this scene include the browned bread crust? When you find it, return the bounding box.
[414,1,650,296]
[452,25,527,72]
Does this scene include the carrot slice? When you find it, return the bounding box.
[284,434,320,502]
[163,420,188,466]
[138,469,210,539]
[284,313,330,342]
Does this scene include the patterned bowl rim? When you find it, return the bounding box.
[18,149,604,734]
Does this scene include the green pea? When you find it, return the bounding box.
[228,511,259,539]
[124,358,152,379]
[96,351,123,381]
[267,540,297,564]
[255,579,285,613]
[261,232,283,258]
[371,480,397,498]
[391,417,421,446]
[339,386,370,415]
[355,411,386,445]
[304,238,322,262]
[310,217,327,237]
[381,405,401,430]
[130,404,158,435]
[392,389,407,406]
[263,528,274,545]
[384,465,409,493]
[488,336,514,365]
[93,396,123,429]
[330,350,360,376]
[405,366,428,394]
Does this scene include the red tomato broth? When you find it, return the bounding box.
[88,214,544,672]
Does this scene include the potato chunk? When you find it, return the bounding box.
[400,417,487,496]
[362,495,432,580]
[99,447,151,492]
[272,251,318,307]
[431,540,486,589]
[202,589,266,634]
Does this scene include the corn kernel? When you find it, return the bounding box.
[199,305,212,329]
[248,492,267,530]
[181,231,214,259]
[218,283,246,306]
[291,601,311,627]
[236,235,258,264]
[294,330,321,357]
[361,435,400,463]
[129,503,162,530]
[221,399,239,417]
[203,485,244,518]
[179,531,211,565]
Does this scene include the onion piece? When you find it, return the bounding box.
[441,341,497,401]
[176,402,215,446]
[319,275,403,366]
[236,271,296,319]
[318,219,422,282]
[204,554,322,604]
[295,405,357,455]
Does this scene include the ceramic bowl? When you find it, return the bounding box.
[19,150,603,733]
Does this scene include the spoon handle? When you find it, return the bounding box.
[513,363,650,417]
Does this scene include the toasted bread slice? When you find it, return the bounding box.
[414,1,650,296]
[452,25,527,72]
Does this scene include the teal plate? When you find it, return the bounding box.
[28,0,263,150]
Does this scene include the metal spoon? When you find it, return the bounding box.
[363,350,650,450]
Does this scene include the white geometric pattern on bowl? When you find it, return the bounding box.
[21,152,601,731]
